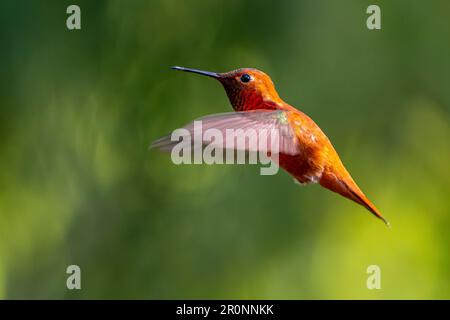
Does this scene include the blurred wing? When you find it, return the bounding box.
[150,110,300,155]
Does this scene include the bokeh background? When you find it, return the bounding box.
[0,0,449,299]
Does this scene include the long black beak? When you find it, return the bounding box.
[171,66,221,79]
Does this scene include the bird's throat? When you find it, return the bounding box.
[224,87,278,111]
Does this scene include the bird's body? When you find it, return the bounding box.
[152,66,388,225]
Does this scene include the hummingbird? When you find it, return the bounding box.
[152,66,389,226]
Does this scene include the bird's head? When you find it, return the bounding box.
[171,66,282,111]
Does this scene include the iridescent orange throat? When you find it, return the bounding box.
[222,87,260,111]
[220,83,281,111]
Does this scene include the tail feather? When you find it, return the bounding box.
[344,183,390,227]
[320,168,389,227]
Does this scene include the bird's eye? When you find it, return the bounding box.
[240,74,252,83]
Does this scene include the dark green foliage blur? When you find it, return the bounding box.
[0,0,449,299]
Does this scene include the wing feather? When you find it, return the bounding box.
[150,110,300,155]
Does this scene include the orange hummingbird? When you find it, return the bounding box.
[152,66,389,226]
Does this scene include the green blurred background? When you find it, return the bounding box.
[0,0,449,299]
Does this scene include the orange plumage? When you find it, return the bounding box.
[153,66,389,226]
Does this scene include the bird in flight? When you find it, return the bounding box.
[152,66,389,226]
